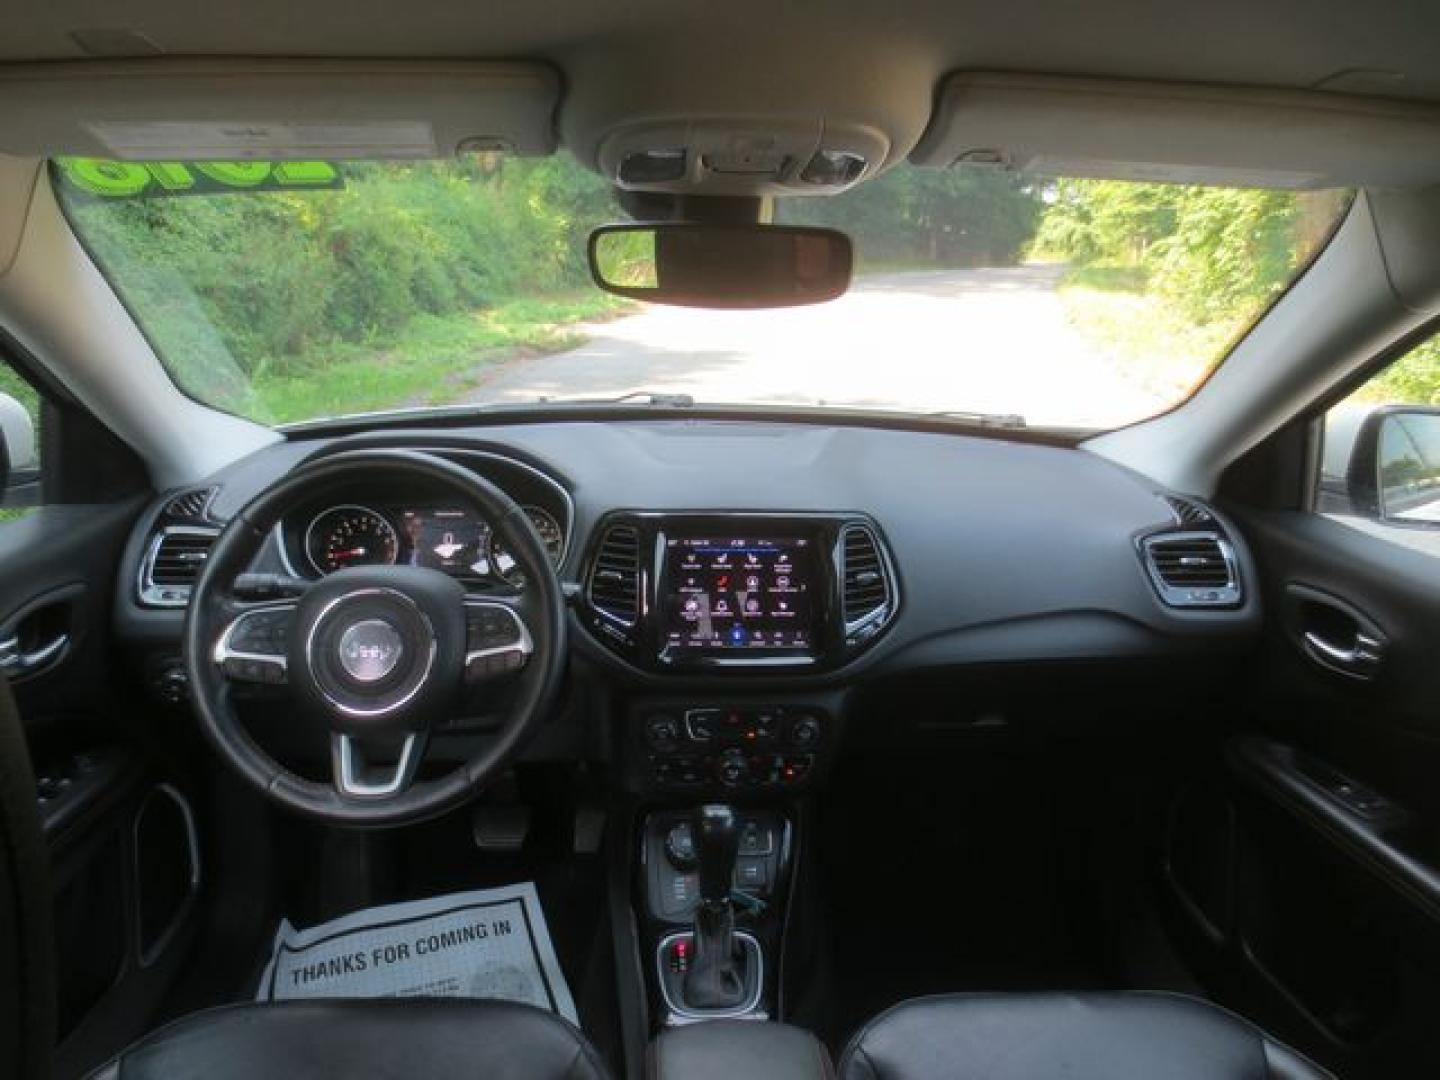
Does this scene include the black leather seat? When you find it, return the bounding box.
[839,993,1331,1080]
[87,999,610,1080]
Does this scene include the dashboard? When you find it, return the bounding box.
[118,418,1263,791]
[125,419,1261,670]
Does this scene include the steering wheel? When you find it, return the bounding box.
[182,449,567,826]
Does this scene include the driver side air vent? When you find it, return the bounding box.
[163,486,217,522]
[1141,531,1242,609]
[139,526,219,608]
[588,524,641,626]
[841,525,895,641]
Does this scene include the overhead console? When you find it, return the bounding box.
[580,512,898,674]
[597,118,889,197]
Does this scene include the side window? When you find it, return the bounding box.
[0,357,43,520]
[1320,335,1440,554]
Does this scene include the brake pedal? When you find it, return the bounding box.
[472,804,531,852]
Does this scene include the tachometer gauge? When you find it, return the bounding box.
[488,506,565,585]
[304,506,400,574]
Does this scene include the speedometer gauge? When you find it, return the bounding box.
[305,506,400,574]
[488,506,565,585]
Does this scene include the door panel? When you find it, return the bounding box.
[0,498,207,1077]
[1213,506,1440,1076]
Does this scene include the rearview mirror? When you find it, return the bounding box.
[588,223,852,309]
[1333,406,1440,525]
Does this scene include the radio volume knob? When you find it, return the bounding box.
[718,748,750,787]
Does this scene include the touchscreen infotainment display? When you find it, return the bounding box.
[663,536,814,651]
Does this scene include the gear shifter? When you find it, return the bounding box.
[683,804,747,1010]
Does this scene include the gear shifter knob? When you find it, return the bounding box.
[693,804,739,905]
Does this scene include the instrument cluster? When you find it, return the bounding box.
[276,452,571,589]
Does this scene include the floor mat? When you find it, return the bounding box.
[256,882,578,1023]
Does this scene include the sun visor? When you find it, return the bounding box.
[912,73,1440,190]
[0,60,560,159]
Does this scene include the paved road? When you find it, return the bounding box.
[465,265,1169,429]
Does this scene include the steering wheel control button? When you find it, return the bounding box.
[337,619,405,683]
[463,602,533,683]
[214,606,295,684]
[226,608,291,655]
[220,656,286,684]
[466,606,524,650]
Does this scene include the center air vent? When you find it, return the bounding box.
[1141,531,1241,608]
[841,525,895,641]
[588,524,641,626]
[139,526,219,608]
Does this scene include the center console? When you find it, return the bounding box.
[639,805,792,1025]
[596,515,896,1044]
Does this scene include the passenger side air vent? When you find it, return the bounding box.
[1141,531,1241,609]
[841,524,895,641]
[1164,495,1214,526]
[588,524,641,626]
[139,526,219,608]
[163,487,217,522]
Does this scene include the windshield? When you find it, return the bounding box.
[54,157,1350,431]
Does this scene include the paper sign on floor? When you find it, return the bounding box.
[257,882,577,1023]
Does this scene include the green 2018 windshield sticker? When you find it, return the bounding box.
[55,158,343,199]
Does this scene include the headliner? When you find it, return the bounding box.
[4,0,1439,104]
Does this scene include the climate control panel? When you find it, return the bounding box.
[637,704,828,792]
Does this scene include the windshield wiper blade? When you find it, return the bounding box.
[927,409,1027,429]
[560,390,696,407]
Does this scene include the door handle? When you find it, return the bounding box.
[1301,629,1384,678]
[1285,583,1387,681]
[0,632,69,679]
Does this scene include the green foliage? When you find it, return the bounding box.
[1035,179,1349,326]
[61,156,618,421]
[1369,337,1440,406]
[249,292,626,425]
[782,168,1042,267]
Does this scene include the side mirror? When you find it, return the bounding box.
[0,392,37,488]
[1340,406,1440,525]
[588,223,852,309]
